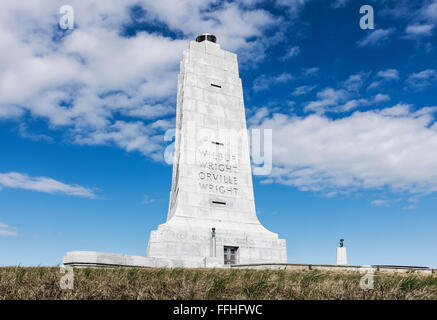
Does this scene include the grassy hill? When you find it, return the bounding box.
[1,267,437,300]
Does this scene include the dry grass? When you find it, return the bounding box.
[1,267,437,300]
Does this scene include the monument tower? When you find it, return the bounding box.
[63,34,286,268]
[146,34,287,266]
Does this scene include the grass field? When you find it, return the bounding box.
[1,267,437,300]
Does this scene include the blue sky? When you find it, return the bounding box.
[1,0,437,267]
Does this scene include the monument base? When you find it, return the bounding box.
[336,247,348,265]
[63,251,228,268]
[146,216,287,266]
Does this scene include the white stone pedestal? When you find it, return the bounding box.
[336,247,348,265]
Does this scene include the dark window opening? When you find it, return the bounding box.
[211,141,224,146]
[211,84,222,88]
[212,200,226,205]
[224,246,238,265]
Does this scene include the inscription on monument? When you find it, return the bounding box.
[197,148,239,196]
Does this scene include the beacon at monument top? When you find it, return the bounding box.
[195,33,217,43]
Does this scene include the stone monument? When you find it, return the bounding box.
[336,239,348,265]
[146,33,286,267]
[63,33,287,268]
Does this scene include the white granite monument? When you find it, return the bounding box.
[336,239,348,265]
[146,34,287,267]
[63,34,287,268]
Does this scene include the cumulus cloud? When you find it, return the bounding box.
[281,46,300,60]
[376,69,400,81]
[304,88,348,113]
[373,93,391,103]
[0,222,18,237]
[252,72,293,91]
[368,69,399,89]
[73,120,169,161]
[0,0,281,161]
[0,105,24,119]
[325,94,388,114]
[357,28,395,47]
[342,72,369,92]
[252,105,437,195]
[248,107,270,126]
[276,0,310,17]
[303,71,393,114]
[301,67,319,77]
[16,124,54,142]
[292,85,316,96]
[406,69,437,88]
[424,0,437,21]
[332,0,349,9]
[0,172,97,198]
[405,24,434,37]
[142,194,157,204]
[371,199,401,207]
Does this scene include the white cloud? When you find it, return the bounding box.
[302,67,319,76]
[248,107,270,126]
[0,172,96,198]
[368,69,399,90]
[357,28,395,47]
[292,85,316,96]
[253,72,293,91]
[253,105,437,195]
[139,1,278,52]
[425,1,437,21]
[282,46,300,60]
[287,101,296,108]
[327,94,389,113]
[73,120,168,161]
[332,0,349,8]
[304,72,391,114]
[371,199,401,207]
[405,24,434,37]
[276,0,309,16]
[16,124,54,142]
[335,99,368,112]
[0,0,282,159]
[407,69,437,88]
[0,105,24,119]
[304,88,348,113]
[378,103,411,116]
[142,194,156,204]
[367,81,381,90]
[376,69,399,81]
[342,72,368,91]
[373,93,391,103]
[371,199,389,207]
[0,222,18,237]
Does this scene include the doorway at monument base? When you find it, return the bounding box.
[146,216,287,266]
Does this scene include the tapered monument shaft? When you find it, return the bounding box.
[146,34,287,266]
